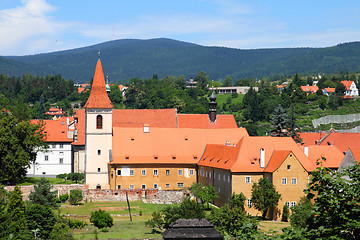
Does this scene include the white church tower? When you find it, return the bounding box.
[84,56,114,189]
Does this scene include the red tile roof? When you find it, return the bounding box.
[264,150,292,172]
[324,87,335,93]
[112,109,178,128]
[111,127,249,165]
[300,132,360,153]
[31,117,74,142]
[84,59,113,109]
[177,114,238,129]
[198,136,315,173]
[301,86,319,93]
[341,81,353,90]
[302,145,344,169]
[349,148,360,162]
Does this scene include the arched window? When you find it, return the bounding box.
[96,115,103,129]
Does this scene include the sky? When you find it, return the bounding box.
[1,0,360,56]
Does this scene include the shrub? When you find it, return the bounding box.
[26,203,56,239]
[67,218,87,229]
[59,193,69,203]
[101,227,109,232]
[282,204,290,222]
[69,189,83,205]
[90,209,113,229]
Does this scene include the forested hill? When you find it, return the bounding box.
[1,38,360,83]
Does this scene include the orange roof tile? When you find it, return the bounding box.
[72,109,85,145]
[324,87,335,93]
[112,109,178,128]
[341,81,353,90]
[302,145,344,169]
[45,108,63,116]
[177,114,237,129]
[31,117,74,142]
[349,147,360,162]
[111,127,249,165]
[300,132,360,153]
[264,150,292,172]
[301,86,319,93]
[199,136,315,173]
[84,59,113,109]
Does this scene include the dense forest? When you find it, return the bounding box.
[1,38,360,83]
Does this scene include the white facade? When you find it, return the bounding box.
[345,82,359,96]
[28,142,72,177]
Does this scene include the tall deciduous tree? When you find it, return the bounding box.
[251,178,281,219]
[0,112,46,184]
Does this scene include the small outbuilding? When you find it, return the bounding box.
[162,218,223,240]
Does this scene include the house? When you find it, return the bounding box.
[28,117,75,177]
[323,87,335,96]
[45,107,64,119]
[338,148,360,173]
[197,136,315,219]
[300,86,319,94]
[301,145,344,171]
[82,57,243,190]
[341,81,358,97]
[212,86,258,94]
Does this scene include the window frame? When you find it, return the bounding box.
[130,169,134,176]
[96,115,103,129]
[177,183,184,188]
[141,169,146,176]
[245,176,251,184]
[153,169,158,176]
[282,177,287,185]
[291,177,297,185]
[178,169,183,176]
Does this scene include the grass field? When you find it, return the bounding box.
[216,93,244,106]
[60,201,291,239]
[18,177,80,185]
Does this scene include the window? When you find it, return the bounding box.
[117,169,122,176]
[59,152,64,156]
[42,172,46,175]
[153,169,158,176]
[282,178,287,185]
[141,169,146,176]
[166,170,170,176]
[285,202,290,208]
[209,172,211,178]
[130,169,134,176]
[97,168,101,173]
[245,176,251,183]
[291,201,296,207]
[96,185,101,190]
[247,199,252,208]
[154,184,158,189]
[206,171,208,177]
[287,165,291,170]
[141,184,146,189]
[130,185,134,189]
[117,185,121,190]
[96,115,103,129]
[166,184,170,188]
[228,175,230,182]
[223,175,226,181]
[189,169,194,176]
[177,183,184,188]
[178,169,183,175]
[291,178,297,185]
[218,174,221,180]
[44,155,49,161]
[98,150,101,155]
[59,158,63,164]
[59,144,64,149]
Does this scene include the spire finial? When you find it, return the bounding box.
[106,76,109,84]
[98,50,101,60]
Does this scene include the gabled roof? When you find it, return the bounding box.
[302,145,344,169]
[341,81,354,90]
[31,117,74,142]
[324,87,335,93]
[300,132,360,153]
[301,86,319,93]
[349,147,360,162]
[84,59,113,109]
[198,136,315,173]
[112,109,178,128]
[264,150,292,172]
[177,114,237,129]
[111,127,248,165]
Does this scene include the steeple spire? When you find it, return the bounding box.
[84,58,113,109]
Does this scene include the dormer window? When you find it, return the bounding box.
[96,115,103,129]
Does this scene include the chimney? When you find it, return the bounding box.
[208,91,217,122]
[304,146,309,157]
[143,124,149,133]
[260,148,265,168]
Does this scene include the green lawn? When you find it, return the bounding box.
[60,201,167,240]
[18,177,80,185]
[259,220,291,235]
[216,93,244,106]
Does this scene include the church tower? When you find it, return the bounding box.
[84,56,113,189]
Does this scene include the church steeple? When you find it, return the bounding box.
[84,58,113,109]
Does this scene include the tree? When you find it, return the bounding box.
[290,196,313,229]
[0,112,46,184]
[29,177,59,209]
[189,183,218,209]
[270,104,290,137]
[251,178,281,219]
[223,75,233,87]
[26,203,56,239]
[4,186,27,235]
[90,209,113,229]
[281,204,289,222]
[69,189,83,205]
[195,71,210,92]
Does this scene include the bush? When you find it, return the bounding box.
[59,193,69,203]
[282,204,290,222]
[101,227,109,232]
[90,209,113,229]
[69,189,83,205]
[67,218,87,229]
[26,203,56,239]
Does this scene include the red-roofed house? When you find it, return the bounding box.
[301,86,319,94]
[341,81,358,96]
[323,87,335,96]
[45,107,64,120]
[28,117,75,177]
[198,136,315,219]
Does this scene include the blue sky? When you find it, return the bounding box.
[1,0,360,56]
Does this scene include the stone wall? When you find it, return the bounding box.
[4,184,186,203]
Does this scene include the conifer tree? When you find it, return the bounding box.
[29,177,59,209]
